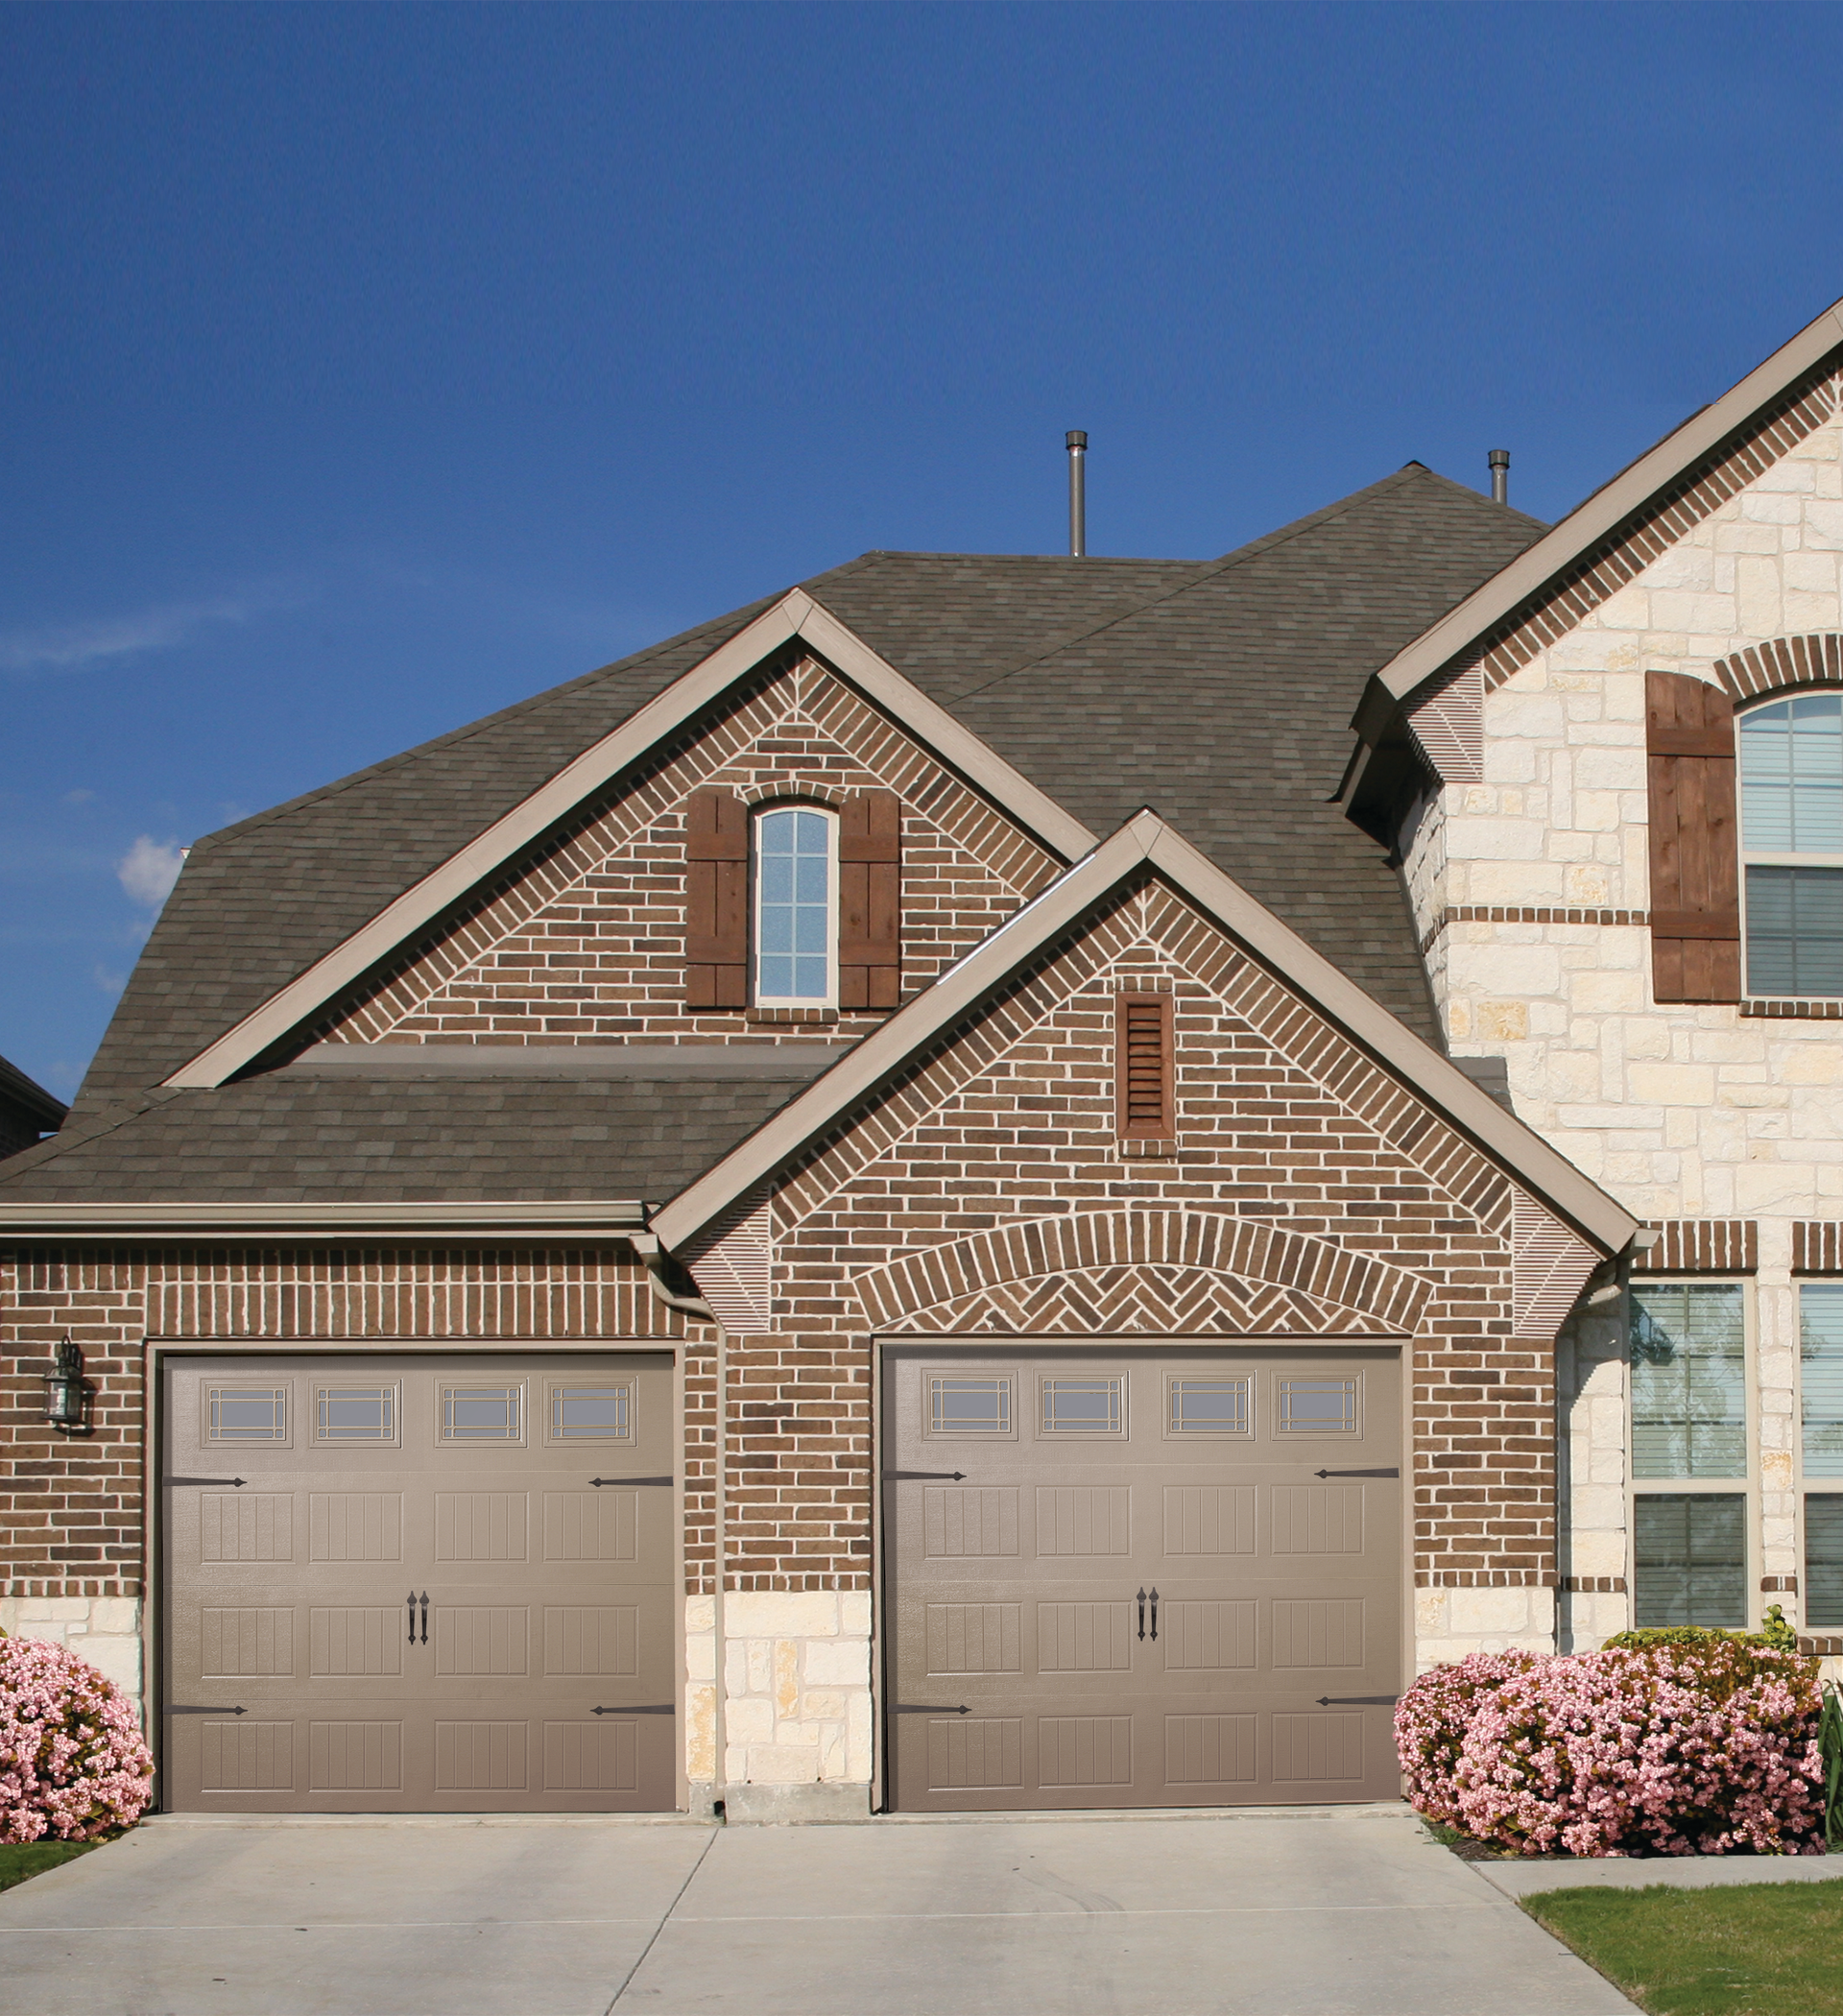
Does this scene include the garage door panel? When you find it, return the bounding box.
[886,1345,1402,1811]
[164,1351,677,1813]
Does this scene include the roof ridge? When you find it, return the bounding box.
[933,466,1482,708]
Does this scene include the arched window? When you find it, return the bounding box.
[1739,691,1843,996]
[753,804,837,1007]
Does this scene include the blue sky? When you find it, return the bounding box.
[4,1,1841,1097]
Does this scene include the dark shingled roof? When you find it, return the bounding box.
[17,463,1546,1205]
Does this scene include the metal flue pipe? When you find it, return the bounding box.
[1488,448,1510,506]
[1066,430,1088,556]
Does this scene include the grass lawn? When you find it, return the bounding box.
[0,1838,102,1894]
[1523,1878,1843,2016]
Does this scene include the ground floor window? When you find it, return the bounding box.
[1632,1494,1747,1628]
[1807,1496,1843,1631]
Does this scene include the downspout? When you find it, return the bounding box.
[632,1233,727,1817]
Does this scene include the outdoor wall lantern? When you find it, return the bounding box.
[43,1335,90,1432]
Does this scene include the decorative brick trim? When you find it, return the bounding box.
[1793,1223,1843,1275]
[747,1007,841,1025]
[1739,996,1843,1019]
[1563,1575,1626,1594]
[1715,633,1843,704]
[1117,1138,1178,1159]
[1415,1571,1559,1588]
[1760,1575,1799,1593]
[853,1210,1435,1334]
[1,1579,141,1599]
[1633,1219,1757,1274]
[1800,1635,1843,1657]
[1420,906,1648,955]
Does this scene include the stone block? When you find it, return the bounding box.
[800,1689,850,1722]
[1571,747,1646,792]
[802,1637,870,1686]
[1627,1063,1715,1107]
[839,1592,872,1636]
[685,1684,716,1781]
[78,1635,141,1694]
[726,1697,775,1744]
[725,1592,839,1639]
[774,1640,800,1717]
[1448,821,1548,863]
[84,1598,141,1637]
[684,1596,715,1635]
[746,1743,824,1785]
[1448,1588,1539,1636]
[685,1631,715,1682]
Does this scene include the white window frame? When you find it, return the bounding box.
[752,802,839,1010]
[1627,1275,1757,1631]
[1738,690,1843,1000]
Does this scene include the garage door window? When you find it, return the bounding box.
[206,1386,290,1443]
[1166,1377,1251,1435]
[1040,1377,1124,1435]
[546,1382,634,1442]
[314,1386,398,1443]
[929,1375,1013,1435]
[1276,1379,1357,1434]
[439,1383,524,1443]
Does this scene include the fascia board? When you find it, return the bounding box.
[164,591,1098,1091]
[655,810,1640,1257]
[0,1198,647,1240]
[1371,300,1843,708]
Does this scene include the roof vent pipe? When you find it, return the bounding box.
[1066,430,1087,557]
[1488,448,1510,506]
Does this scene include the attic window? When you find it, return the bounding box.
[1115,992,1174,1140]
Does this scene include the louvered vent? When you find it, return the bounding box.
[1115,993,1173,1139]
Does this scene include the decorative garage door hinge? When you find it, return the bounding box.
[890,1703,969,1715]
[1315,1695,1400,1707]
[882,1470,967,1481]
[591,1704,675,1716]
[165,1476,247,1488]
[589,1476,674,1487]
[1313,1467,1399,1478]
[166,1704,247,1716]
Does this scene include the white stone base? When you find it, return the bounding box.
[0,1596,144,1713]
[686,1591,874,1817]
[1414,1587,1556,1671]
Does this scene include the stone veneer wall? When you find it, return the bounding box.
[1402,394,1843,1636]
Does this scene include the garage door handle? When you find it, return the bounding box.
[592,1704,675,1716]
[1314,1468,1399,1478]
[1315,1695,1400,1706]
[166,1476,247,1488]
[882,1470,967,1482]
[590,1476,674,1487]
[1137,1588,1146,1640]
[1149,1588,1159,1642]
[166,1704,246,1716]
[890,1704,969,1716]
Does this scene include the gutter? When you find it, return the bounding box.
[0,1198,650,1243]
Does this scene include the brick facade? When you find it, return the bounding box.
[317,655,1060,1050]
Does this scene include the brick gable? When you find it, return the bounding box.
[317,656,1061,1048]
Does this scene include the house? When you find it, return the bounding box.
[0,1052,66,1161]
[4,298,1841,1820]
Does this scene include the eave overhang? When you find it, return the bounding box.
[0,1198,649,1244]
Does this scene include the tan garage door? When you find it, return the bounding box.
[161,1351,676,1812]
[884,1345,1402,1811]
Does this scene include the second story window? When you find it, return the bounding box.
[1740,691,1843,996]
[754,805,836,1007]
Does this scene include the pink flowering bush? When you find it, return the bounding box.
[1396,1640,1826,1857]
[0,1631,153,1842]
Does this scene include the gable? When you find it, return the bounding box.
[314,654,1063,1049]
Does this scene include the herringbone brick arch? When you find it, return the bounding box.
[852,1211,1431,1333]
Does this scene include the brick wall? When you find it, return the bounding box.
[702,879,1592,1597]
[318,656,1061,1049]
[0,1246,676,1598]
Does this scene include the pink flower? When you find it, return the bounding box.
[1394,1641,1824,1858]
[0,1633,153,1842]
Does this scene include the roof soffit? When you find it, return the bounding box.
[1364,299,1843,723]
[651,810,1640,1259]
[162,592,1100,1091]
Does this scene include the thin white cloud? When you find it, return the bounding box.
[0,578,303,675]
[118,835,185,908]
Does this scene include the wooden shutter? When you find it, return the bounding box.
[1115,993,1174,1139]
[838,789,901,1010]
[1647,670,1740,1004]
[684,787,749,1009]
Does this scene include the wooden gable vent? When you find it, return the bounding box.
[1645,670,1740,1004]
[1115,992,1174,1140]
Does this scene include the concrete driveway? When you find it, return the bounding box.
[0,1807,1636,2016]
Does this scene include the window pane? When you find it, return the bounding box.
[755,808,831,1001]
[1630,1284,1746,1477]
[1807,1496,1843,1631]
[550,1385,631,1440]
[1276,1379,1357,1433]
[1041,1377,1123,1434]
[1168,1379,1250,1435]
[208,1387,287,1442]
[1802,1286,1843,1477]
[1747,867,1843,996]
[441,1384,522,1441]
[1741,693,1843,854]
[1634,1495,1747,1627]
[315,1387,395,1441]
[930,1376,1011,1434]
